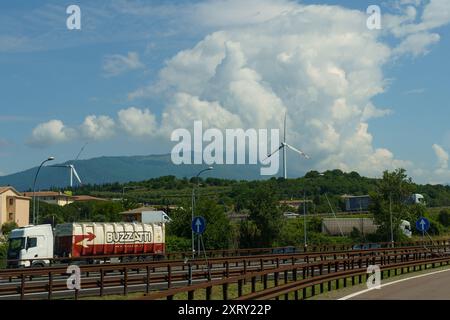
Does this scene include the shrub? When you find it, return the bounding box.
[166,236,191,252]
[1,222,18,236]
[438,210,450,227]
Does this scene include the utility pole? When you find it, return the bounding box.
[303,190,307,251]
[191,167,213,259]
[390,193,394,247]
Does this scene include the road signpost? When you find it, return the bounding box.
[192,216,206,234]
[416,217,430,238]
[192,216,206,258]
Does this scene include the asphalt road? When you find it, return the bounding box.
[343,268,450,300]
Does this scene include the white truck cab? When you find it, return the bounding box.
[400,220,412,238]
[7,224,54,268]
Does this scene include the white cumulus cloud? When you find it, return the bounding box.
[433,144,449,169]
[27,120,76,148]
[118,107,157,137]
[80,115,116,140]
[102,51,145,77]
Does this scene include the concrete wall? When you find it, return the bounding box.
[322,218,378,236]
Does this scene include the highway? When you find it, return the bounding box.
[341,268,450,300]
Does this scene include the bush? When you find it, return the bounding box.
[1,222,18,236]
[166,236,191,252]
[0,241,7,269]
[426,218,444,236]
[438,210,450,227]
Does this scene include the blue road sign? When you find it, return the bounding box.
[416,217,430,233]
[192,216,206,234]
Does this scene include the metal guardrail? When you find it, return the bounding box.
[5,239,448,268]
[141,246,450,300]
[237,256,450,300]
[1,245,447,299]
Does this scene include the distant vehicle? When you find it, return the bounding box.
[352,243,382,250]
[7,222,166,268]
[283,212,300,219]
[400,220,412,238]
[406,194,426,206]
[272,246,298,254]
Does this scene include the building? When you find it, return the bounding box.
[71,195,107,202]
[23,191,74,206]
[0,186,31,228]
[279,199,313,210]
[120,206,171,223]
[22,192,107,207]
[322,218,378,236]
[341,195,371,212]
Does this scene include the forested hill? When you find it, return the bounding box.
[73,170,450,209]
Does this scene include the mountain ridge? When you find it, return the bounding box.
[0,153,270,191]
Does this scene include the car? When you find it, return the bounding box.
[272,246,298,254]
[352,243,381,250]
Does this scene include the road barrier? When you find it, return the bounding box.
[1,242,449,299]
[142,246,450,300]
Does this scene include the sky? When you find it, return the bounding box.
[0,0,450,184]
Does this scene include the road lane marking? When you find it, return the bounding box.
[339,267,450,300]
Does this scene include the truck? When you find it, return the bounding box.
[6,222,165,268]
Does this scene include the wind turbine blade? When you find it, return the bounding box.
[285,144,310,159]
[71,166,82,185]
[75,142,88,161]
[263,145,283,162]
[283,112,287,143]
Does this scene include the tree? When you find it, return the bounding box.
[166,200,232,250]
[244,185,283,247]
[438,209,450,227]
[370,169,416,242]
[1,222,18,236]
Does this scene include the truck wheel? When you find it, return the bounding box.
[32,262,45,268]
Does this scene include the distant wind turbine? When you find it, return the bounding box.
[50,164,82,188]
[50,143,87,188]
[265,113,310,179]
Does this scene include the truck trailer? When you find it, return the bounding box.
[7,222,165,268]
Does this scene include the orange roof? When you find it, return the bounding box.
[22,191,74,198]
[72,195,107,202]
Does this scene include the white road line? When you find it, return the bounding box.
[339,267,450,300]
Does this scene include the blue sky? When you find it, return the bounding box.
[0,0,449,184]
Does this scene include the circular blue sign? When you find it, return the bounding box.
[415,217,430,233]
[192,216,206,234]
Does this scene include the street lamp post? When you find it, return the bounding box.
[191,167,213,259]
[32,157,55,225]
[303,190,307,251]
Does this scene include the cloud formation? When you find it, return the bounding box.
[27,120,76,147]
[80,115,115,140]
[26,0,450,181]
[102,52,145,77]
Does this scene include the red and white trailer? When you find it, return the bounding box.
[54,222,165,259]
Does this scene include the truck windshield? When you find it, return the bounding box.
[7,237,25,259]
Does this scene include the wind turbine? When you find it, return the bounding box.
[50,143,87,188]
[265,113,310,179]
[50,164,82,188]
